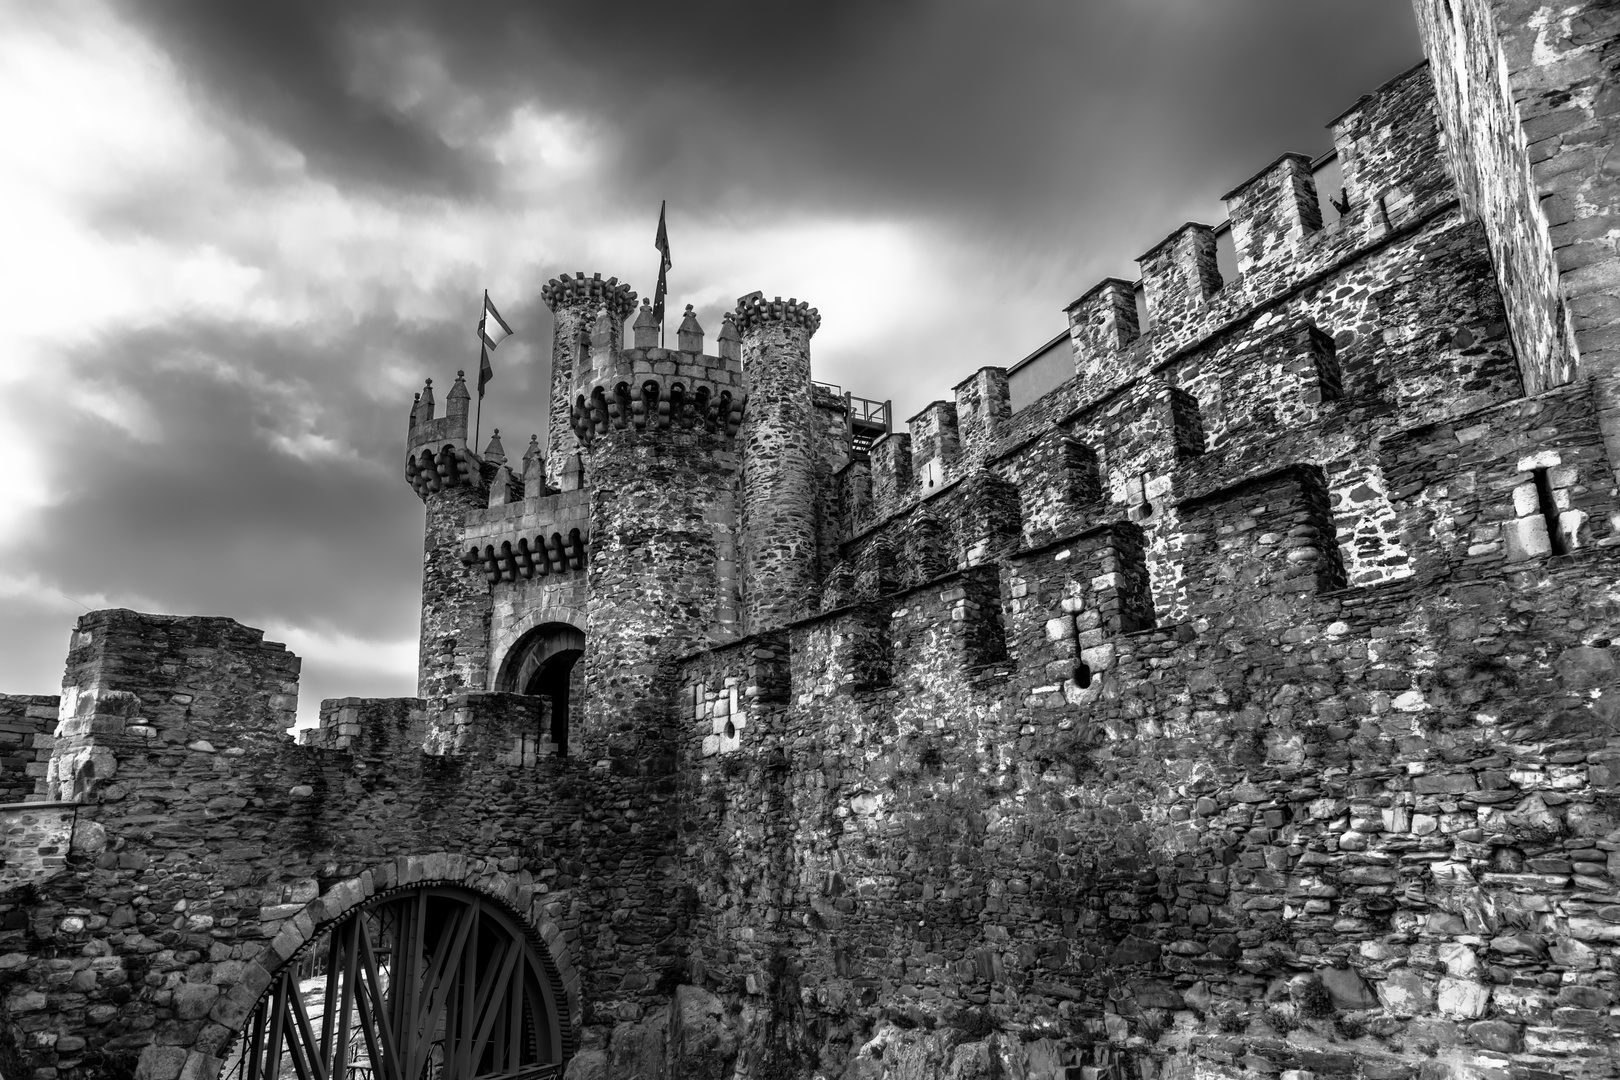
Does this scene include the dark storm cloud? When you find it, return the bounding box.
[111,1,491,195]
[115,2,1422,238]
[26,318,426,631]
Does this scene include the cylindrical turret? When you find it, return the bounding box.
[573,291,746,758]
[548,279,749,1022]
[540,272,637,481]
[735,292,821,631]
[403,371,492,704]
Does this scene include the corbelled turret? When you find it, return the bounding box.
[401,370,495,703]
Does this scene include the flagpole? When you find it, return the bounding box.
[474,292,484,453]
[472,290,510,458]
[654,200,671,350]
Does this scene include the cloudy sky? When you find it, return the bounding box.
[0,1,1422,723]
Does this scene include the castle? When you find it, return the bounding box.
[1,3,1618,1079]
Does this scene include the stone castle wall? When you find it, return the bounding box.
[0,613,726,1080]
[653,57,1620,1080]
[3,7,1620,1080]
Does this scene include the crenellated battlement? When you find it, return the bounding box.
[732,292,821,335]
[404,371,490,500]
[540,270,639,319]
[461,488,591,583]
[570,369,747,442]
[827,60,1539,603]
[1222,151,1324,271]
[405,441,484,498]
[1038,62,1455,423]
[563,297,750,446]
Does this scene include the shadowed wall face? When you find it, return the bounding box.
[1414,0,1620,489]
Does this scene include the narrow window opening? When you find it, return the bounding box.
[1308,325,1343,402]
[1312,153,1346,229]
[1213,225,1240,287]
[1115,521,1159,632]
[1072,661,1092,689]
[1532,468,1568,555]
[1128,472,1155,522]
[1168,387,1207,460]
[1133,281,1152,334]
[1064,439,1102,504]
[723,719,736,739]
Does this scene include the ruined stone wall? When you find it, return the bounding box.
[0,614,713,1080]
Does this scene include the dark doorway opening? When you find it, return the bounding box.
[497,624,585,758]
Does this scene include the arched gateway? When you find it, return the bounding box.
[224,885,570,1080]
[494,623,584,757]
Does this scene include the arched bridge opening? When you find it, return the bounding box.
[494,623,584,758]
[223,885,571,1080]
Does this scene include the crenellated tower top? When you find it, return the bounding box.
[404,371,486,500]
[732,292,821,336]
[540,271,639,319]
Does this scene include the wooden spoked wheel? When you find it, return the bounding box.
[223,886,567,1080]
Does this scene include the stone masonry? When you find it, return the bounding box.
[2,7,1620,1080]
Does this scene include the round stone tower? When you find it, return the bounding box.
[541,272,637,482]
[734,292,821,632]
[550,275,749,764]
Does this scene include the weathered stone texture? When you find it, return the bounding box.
[953,367,1012,470]
[0,803,75,886]
[739,298,822,632]
[0,694,56,804]
[6,12,1620,1080]
[416,480,493,705]
[1416,0,1620,476]
[542,271,638,480]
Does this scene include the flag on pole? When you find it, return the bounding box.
[476,290,512,398]
[653,201,672,327]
